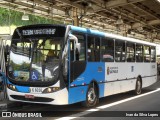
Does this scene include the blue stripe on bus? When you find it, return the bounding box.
[70,26,106,37]
[69,62,105,104]
[16,86,30,93]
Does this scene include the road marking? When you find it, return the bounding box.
[97,88,160,109]
[86,109,99,112]
[56,88,160,120]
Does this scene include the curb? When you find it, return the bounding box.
[0,101,24,110]
[0,103,7,110]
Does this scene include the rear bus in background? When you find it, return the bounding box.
[7,24,157,107]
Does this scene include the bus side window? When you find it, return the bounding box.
[101,37,114,62]
[115,40,125,62]
[72,32,86,61]
[136,44,143,62]
[87,36,95,62]
[87,36,100,62]
[151,46,156,62]
[95,37,100,61]
[144,45,150,62]
[126,42,135,62]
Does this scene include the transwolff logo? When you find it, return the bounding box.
[107,66,118,75]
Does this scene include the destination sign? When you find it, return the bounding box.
[12,25,66,39]
[22,29,56,35]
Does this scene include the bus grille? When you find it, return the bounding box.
[10,95,54,102]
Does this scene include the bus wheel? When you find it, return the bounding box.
[82,83,98,107]
[135,77,142,95]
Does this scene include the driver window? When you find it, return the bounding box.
[71,32,86,61]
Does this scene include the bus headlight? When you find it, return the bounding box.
[47,88,52,93]
[42,87,60,93]
[7,84,17,91]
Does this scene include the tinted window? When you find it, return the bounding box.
[126,42,135,62]
[72,33,86,61]
[101,38,114,62]
[136,44,143,62]
[87,36,100,62]
[115,40,125,62]
[95,37,100,61]
[144,46,150,62]
[151,46,156,62]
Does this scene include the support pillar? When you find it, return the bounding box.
[72,7,79,26]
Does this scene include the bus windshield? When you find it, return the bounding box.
[9,38,62,83]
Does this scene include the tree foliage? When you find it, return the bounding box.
[0,7,63,26]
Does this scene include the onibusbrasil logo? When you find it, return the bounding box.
[1,112,42,117]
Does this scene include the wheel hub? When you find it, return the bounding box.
[88,88,96,103]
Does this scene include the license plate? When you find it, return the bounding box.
[30,87,43,93]
[25,94,35,99]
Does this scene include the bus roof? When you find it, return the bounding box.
[70,25,157,47]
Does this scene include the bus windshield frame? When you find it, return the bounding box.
[8,25,66,87]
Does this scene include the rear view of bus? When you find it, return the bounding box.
[7,24,69,105]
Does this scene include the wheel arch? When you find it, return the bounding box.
[89,80,99,98]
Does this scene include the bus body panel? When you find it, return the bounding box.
[68,86,88,104]
[142,76,157,88]
[7,80,69,105]
[104,63,157,96]
[70,26,106,38]
[69,62,105,104]
[7,87,69,105]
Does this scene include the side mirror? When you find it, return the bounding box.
[76,43,81,54]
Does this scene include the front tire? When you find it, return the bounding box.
[82,83,98,107]
[135,77,142,95]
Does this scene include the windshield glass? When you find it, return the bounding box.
[9,38,62,82]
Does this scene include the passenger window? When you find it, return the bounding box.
[87,36,94,62]
[126,42,135,62]
[144,46,150,62]
[151,46,156,62]
[87,36,100,62]
[101,38,114,62]
[136,44,143,62]
[115,40,125,62]
[95,37,100,61]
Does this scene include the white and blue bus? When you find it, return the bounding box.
[7,24,157,107]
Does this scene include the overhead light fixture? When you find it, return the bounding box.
[137,23,144,32]
[156,0,160,3]
[22,12,29,21]
[85,2,94,15]
[138,26,143,31]
[115,15,123,25]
